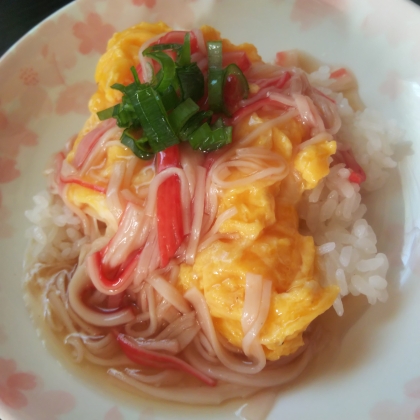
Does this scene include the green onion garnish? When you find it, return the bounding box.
[207,41,224,113]
[127,85,179,153]
[188,121,232,152]
[121,128,154,160]
[176,33,191,67]
[168,98,200,134]
[176,63,204,102]
[96,34,249,159]
[143,51,176,94]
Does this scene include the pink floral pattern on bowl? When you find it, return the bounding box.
[371,376,420,420]
[379,71,403,101]
[134,0,197,28]
[73,13,116,55]
[0,358,76,419]
[55,81,97,115]
[0,359,37,410]
[291,0,349,30]
[25,390,76,420]
[362,0,415,47]
[0,0,419,419]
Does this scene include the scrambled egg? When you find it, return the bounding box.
[178,116,338,359]
[67,23,339,360]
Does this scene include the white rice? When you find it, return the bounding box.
[24,190,87,270]
[298,66,401,315]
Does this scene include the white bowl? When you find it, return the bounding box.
[1,0,420,419]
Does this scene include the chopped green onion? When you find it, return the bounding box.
[121,128,154,160]
[97,106,115,121]
[176,63,204,102]
[168,98,200,134]
[126,85,179,153]
[160,85,181,111]
[223,63,249,115]
[209,124,232,151]
[176,33,191,67]
[207,41,224,113]
[208,40,223,69]
[142,51,176,94]
[178,111,212,142]
[188,121,232,152]
[143,43,182,55]
[131,67,141,86]
[96,33,251,160]
[98,100,140,128]
[188,123,212,150]
[110,83,128,93]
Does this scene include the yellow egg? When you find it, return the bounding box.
[66,184,116,229]
[294,140,337,189]
[178,115,339,360]
[89,22,172,113]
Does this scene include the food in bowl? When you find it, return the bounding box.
[24,22,399,404]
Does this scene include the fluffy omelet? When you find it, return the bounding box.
[67,22,339,361]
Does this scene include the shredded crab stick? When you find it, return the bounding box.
[229,98,289,125]
[222,51,251,72]
[250,71,291,89]
[334,148,367,185]
[60,177,107,194]
[191,51,251,74]
[72,119,116,168]
[157,30,199,53]
[330,68,348,79]
[55,152,107,194]
[156,145,185,267]
[116,333,217,386]
[86,250,142,295]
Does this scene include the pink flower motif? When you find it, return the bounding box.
[151,0,197,28]
[0,157,20,184]
[76,0,127,28]
[26,390,76,420]
[35,13,80,72]
[20,68,40,86]
[73,13,116,55]
[104,406,124,420]
[0,105,39,185]
[405,377,420,399]
[379,71,403,101]
[362,0,418,47]
[132,0,156,7]
[0,108,38,159]
[370,400,416,420]
[291,0,349,31]
[0,16,76,108]
[371,375,420,419]
[55,81,97,115]
[0,358,37,409]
